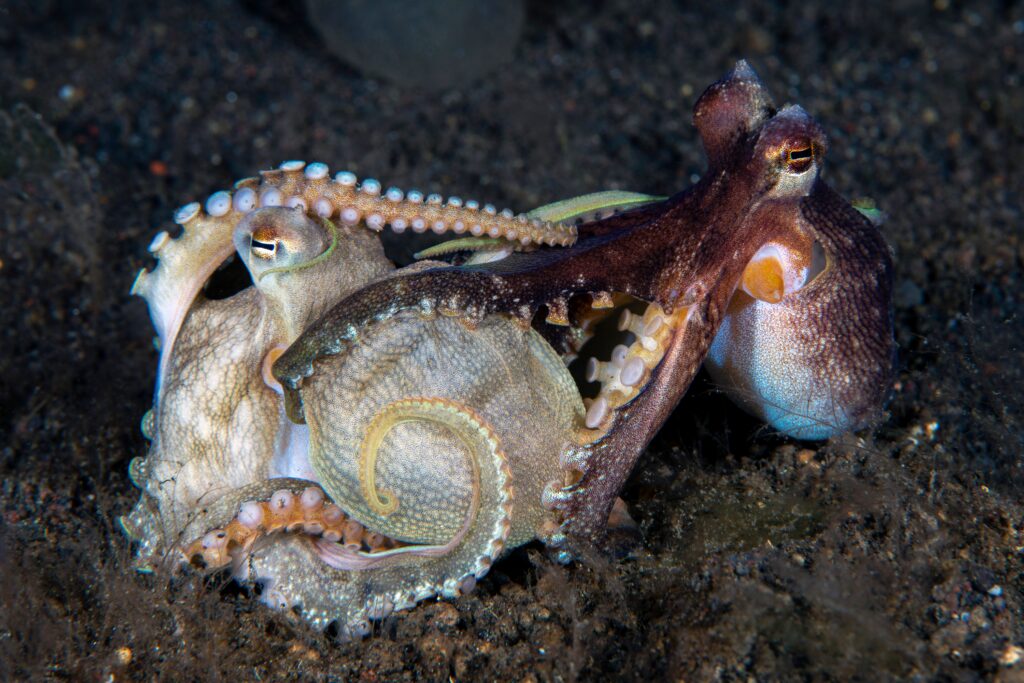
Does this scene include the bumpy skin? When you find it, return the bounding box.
[123,62,895,634]
[276,62,895,544]
[123,168,584,633]
[125,209,396,560]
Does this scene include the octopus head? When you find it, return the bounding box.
[699,68,894,439]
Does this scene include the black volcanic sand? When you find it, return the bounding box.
[1,1,1022,680]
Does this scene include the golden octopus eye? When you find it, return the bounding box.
[250,227,279,260]
[784,143,814,173]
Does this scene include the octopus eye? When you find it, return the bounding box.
[784,144,814,173]
[250,235,279,260]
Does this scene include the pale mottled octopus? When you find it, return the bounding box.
[122,63,895,635]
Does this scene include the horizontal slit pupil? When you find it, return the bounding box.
[789,148,812,160]
[252,238,276,252]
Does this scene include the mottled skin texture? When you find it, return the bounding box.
[123,62,895,634]
[277,62,895,544]
[126,210,396,555]
[301,311,580,548]
[126,204,580,632]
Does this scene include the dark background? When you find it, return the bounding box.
[1,0,1021,680]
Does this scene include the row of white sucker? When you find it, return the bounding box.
[132,159,578,405]
[178,160,577,246]
[182,484,404,570]
[580,303,693,432]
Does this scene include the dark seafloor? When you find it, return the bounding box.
[1,0,1022,680]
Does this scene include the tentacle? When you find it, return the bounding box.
[120,455,163,568]
[132,160,578,400]
[413,191,664,261]
[575,302,692,433]
[131,190,248,400]
[309,388,483,544]
[528,301,695,558]
[241,161,576,246]
[174,398,515,634]
[342,396,514,573]
[180,482,408,570]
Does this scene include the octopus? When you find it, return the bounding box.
[121,62,894,635]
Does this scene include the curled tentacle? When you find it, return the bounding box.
[170,308,577,633]
[174,395,517,634]
[355,398,494,521]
